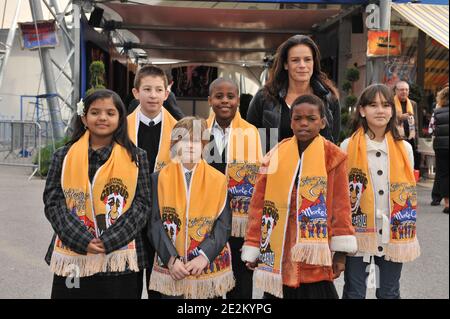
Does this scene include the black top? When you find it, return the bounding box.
[433,106,449,150]
[164,91,185,120]
[43,144,151,274]
[138,121,162,174]
[246,78,341,153]
[401,101,411,138]
[279,101,293,142]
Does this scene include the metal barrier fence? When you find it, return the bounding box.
[0,120,47,179]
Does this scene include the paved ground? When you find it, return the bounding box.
[0,165,448,299]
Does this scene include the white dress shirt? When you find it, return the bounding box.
[139,109,162,126]
[211,120,230,155]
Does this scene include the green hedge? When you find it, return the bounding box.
[33,136,69,177]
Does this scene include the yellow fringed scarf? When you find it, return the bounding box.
[149,160,235,298]
[254,136,331,298]
[346,128,420,262]
[51,131,139,277]
[207,112,262,237]
[394,95,414,115]
[127,106,177,171]
[394,95,416,139]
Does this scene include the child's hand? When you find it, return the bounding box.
[168,256,190,281]
[87,238,105,254]
[185,255,209,276]
[245,261,258,270]
[332,252,346,279]
[400,113,410,121]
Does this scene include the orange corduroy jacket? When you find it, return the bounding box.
[242,138,357,287]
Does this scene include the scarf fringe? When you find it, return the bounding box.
[184,271,235,299]
[291,242,332,266]
[231,216,248,238]
[102,249,139,273]
[355,233,379,255]
[149,269,235,299]
[385,238,421,263]
[50,251,103,277]
[50,250,138,277]
[149,268,184,296]
[254,268,283,298]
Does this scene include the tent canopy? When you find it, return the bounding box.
[392,3,449,48]
[100,2,342,64]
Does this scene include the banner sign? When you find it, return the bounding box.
[18,20,58,50]
[367,30,402,57]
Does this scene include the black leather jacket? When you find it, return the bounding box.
[433,106,449,150]
[247,79,341,153]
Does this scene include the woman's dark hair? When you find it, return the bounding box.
[69,89,138,162]
[264,34,338,100]
[436,85,449,108]
[290,94,328,126]
[239,93,254,120]
[350,83,402,140]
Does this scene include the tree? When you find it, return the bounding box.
[340,66,360,143]
[86,60,106,96]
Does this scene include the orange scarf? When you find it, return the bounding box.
[254,136,331,298]
[149,161,234,298]
[207,112,262,237]
[127,106,177,171]
[346,128,420,262]
[51,132,139,277]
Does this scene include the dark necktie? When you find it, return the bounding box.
[185,171,192,190]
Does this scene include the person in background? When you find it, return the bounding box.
[394,81,420,170]
[431,86,449,214]
[127,69,185,120]
[205,78,262,299]
[247,34,341,154]
[128,65,178,298]
[239,93,253,120]
[164,71,185,120]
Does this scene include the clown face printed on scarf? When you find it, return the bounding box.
[106,192,125,227]
[261,202,279,252]
[349,180,363,214]
[163,220,178,243]
[348,169,369,229]
[100,178,129,230]
[261,215,275,250]
[161,208,181,244]
[348,169,368,215]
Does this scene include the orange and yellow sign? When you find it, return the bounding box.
[367,30,402,57]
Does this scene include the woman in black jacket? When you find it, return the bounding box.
[432,86,449,214]
[247,35,340,153]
